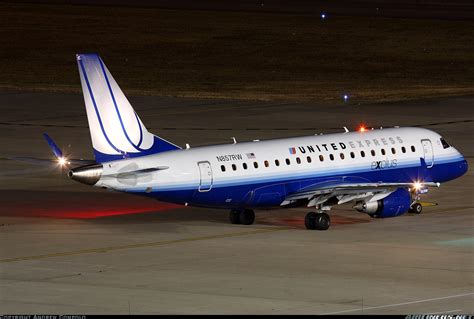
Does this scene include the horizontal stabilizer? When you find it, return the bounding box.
[43,133,63,158]
[7,157,96,167]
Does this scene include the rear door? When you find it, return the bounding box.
[198,161,213,192]
[421,139,434,168]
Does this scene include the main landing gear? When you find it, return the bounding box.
[229,209,255,225]
[409,202,423,214]
[305,212,331,230]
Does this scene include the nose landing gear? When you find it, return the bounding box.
[409,202,423,214]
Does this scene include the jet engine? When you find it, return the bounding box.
[354,188,411,218]
[68,163,103,185]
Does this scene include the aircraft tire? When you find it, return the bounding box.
[410,202,422,214]
[315,212,331,230]
[305,212,317,230]
[240,209,255,225]
[229,210,241,224]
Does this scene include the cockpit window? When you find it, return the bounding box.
[440,138,450,149]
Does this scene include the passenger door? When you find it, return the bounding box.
[198,161,213,192]
[421,139,434,168]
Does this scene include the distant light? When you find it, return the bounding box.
[321,13,326,19]
[343,94,349,102]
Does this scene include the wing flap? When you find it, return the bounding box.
[281,181,440,207]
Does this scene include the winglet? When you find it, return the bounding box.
[43,133,63,158]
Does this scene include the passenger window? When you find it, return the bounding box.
[391,147,396,154]
[254,162,258,168]
[243,163,248,170]
[307,156,312,163]
[275,159,280,166]
[411,145,416,152]
[232,164,237,171]
[350,152,355,159]
[381,149,386,156]
[329,154,334,161]
[264,160,269,167]
[340,153,345,160]
[371,150,375,156]
[401,146,406,153]
[296,157,301,164]
[286,158,290,165]
[319,155,324,162]
[360,151,365,158]
[221,165,226,172]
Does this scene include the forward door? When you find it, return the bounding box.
[421,139,434,168]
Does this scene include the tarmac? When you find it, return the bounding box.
[0,92,473,314]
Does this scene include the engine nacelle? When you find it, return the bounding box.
[68,163,103,185]
[354,188,411,218]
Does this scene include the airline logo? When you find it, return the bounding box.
[288,136,404,155]
[77,53,155,156]
[372,159,398,170]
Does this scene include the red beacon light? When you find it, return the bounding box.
[359,126,366,132]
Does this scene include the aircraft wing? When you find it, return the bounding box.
[281,181,439,207]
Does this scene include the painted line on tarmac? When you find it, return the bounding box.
[1,119,472,131]
[321,292,474,315]
[437,237,474,247]
[0,227,291,264]
[419,201,438,207]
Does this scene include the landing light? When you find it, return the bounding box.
[413,181,422,190]
[58,157,69,167]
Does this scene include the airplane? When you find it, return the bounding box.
[44,53,468,230]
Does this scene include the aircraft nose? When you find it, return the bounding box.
[454,148,469,177]
[460,158,469,176]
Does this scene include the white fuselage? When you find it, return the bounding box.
[94,127,465,208]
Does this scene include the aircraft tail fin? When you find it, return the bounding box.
[76,53,180,163]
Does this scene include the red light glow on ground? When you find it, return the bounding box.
[20,203,180,219]
[0,190,181,219]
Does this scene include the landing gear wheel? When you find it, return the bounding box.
[305,212,331,230]
[409,202,422,214]
[305,212,317,230]
[229,210,241,224]
[240,209,255,225]
[315,212,331,230]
